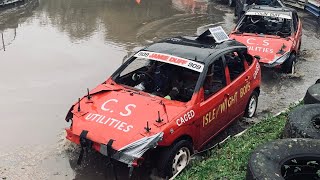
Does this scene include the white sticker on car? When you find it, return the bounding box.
[134,51,204,72]
[246,11,292,19]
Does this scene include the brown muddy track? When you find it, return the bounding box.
[0,0,319,179]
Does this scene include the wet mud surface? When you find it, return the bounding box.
[0,0,320,179]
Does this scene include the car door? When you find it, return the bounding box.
[198,56,229,145]
[292,11,302,51]
[223,49,251,121]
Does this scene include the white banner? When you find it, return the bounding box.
[134,51,204,72]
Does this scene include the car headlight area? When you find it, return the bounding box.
[264,52,290,67]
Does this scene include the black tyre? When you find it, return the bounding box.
[157,140,193,178]
[244,91,258,118]
[246,138,320,180]
[228,0,235,7]
[283,104,320,139]
[282,53,296,74]
[316,79,320,84]
[304,83,320,104]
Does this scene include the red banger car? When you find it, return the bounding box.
[229,6,302,74]
[65,28,261,178]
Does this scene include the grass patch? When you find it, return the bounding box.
[177,113,288,180]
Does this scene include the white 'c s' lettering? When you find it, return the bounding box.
[101,99,118,111]
[120,104,136,117]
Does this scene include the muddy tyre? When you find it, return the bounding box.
[244,91,258,118]
[283,104,320,139]
[282,53,296,74]
[304,83,320,104]
[246,138,320,180]
[157,140,193,178]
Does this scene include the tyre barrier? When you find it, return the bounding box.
[246,138,320,180]
[303,83,320,104]
[283,104,320,139]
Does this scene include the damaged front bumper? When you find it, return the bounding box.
[66,128,163,167]
[261,52,290,68]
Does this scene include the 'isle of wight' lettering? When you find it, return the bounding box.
[202,82,251,127]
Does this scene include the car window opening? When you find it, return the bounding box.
[238,15,292,37]
[114,58,200,102]
[204,57,226,100]
[225,51,245,81]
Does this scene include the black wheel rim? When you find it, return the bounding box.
[281,156,320,180]
[312,115,320,130]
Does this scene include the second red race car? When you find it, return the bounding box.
[229,6,302,74]
[65,27,261,178]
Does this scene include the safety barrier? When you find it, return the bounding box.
[305,0,320,17]
[283,0,320,18]
[0,0,24,7]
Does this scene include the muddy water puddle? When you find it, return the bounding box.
[0,0,320,179]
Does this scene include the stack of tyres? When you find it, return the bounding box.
[246,81,320,180]
[303,79,320,104]
[246,139,320,180]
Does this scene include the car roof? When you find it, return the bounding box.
[143,36,247,63]
[246,5,295,18]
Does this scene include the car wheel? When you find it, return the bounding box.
[303,83,320,104]
[283,104,320,139]
[246,138,320,180]
[244,91,258,118]
[157,140,193,178]
[282,53,296,74]
[228,0,235,7]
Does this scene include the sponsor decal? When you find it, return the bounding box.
[85,113,133,133]
[246,11,292,19]
[84,99,136,133]
[203,82,251,127]
[246,38,274,54]
[134,51,204,72]
[176,110,195,127]
[253,63,260,79]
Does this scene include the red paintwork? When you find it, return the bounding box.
[229,20,302,67]
[65,53,261,165]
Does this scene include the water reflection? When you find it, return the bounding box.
[172,0,208,14]
[36,0,221,48]
[0,0,39,51]
[37,0,178,44]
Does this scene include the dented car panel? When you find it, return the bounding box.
[65,31,261,174]
[230,6,302,71]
